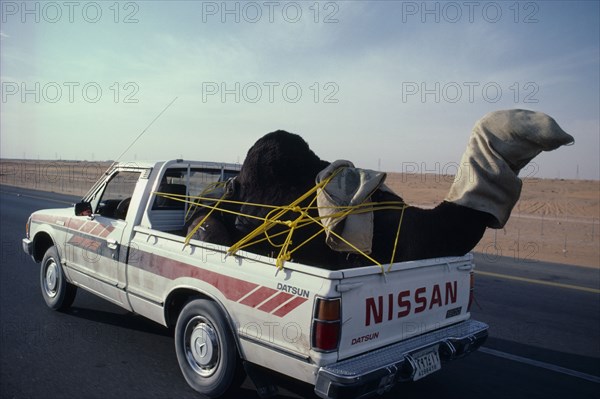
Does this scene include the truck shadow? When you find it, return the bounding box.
[62,306,172,337]
[387,337,599,399]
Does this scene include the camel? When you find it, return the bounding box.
[186,109,574,269]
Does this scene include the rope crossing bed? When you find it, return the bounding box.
[153,163,408,273]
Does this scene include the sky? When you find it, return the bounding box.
[1,1,599,179]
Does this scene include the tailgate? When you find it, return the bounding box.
[336,255,473,360]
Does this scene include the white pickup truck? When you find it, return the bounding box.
[23,159,488,398]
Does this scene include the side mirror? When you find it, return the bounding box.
[75,201,93,217]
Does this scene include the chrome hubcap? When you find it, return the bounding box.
[184,317,219,377]
[44,260,58,297]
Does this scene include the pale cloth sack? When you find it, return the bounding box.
[316,160,389,253]
[446,109,574,228]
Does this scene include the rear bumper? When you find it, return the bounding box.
[314,319,488,399]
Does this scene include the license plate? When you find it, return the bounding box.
[409,346,441,381]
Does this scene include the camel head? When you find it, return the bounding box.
[233,130,329,235]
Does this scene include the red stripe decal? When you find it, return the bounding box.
[272,296,309,317]
[239,286,278,308]
[98,225,114,238]
[90,224,105,236]
[68,236,101,252]
[32,215,68,225]
[100,222,115,234]
[67,236,83,246]
[80,222,97,233]
[258,292,294,313]
[67,219,85,230]
[138,252,258,302]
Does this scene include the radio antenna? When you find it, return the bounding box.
[82,97,178,200]
[113,96,179,164]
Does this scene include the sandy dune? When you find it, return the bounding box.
[386,173,599,268]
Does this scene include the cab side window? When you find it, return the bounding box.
[95,171,140,219]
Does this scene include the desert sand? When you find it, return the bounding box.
[2,159,598,268]
[385,173,599,268]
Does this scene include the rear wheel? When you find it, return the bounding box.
[40,246,77,310]
[174,299,242,398]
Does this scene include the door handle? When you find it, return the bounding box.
[107,239,118,250]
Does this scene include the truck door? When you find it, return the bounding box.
[65,170,141,303]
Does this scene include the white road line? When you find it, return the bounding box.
[479,347,600,384]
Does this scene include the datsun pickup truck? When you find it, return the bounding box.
[23,159,488,398]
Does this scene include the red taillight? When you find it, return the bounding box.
[312,297,341,351]
[467,272,475,311]
[313,322,340,351]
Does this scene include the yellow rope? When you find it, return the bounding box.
[153,172,408,272]
[155,191,284,212]
[153,192,267,223]
[387,204,408,272]
[184,190,227,247]
[288,208,383,269]
[273,187,322,268]
[226,169,342,257]
[184,181,227,222]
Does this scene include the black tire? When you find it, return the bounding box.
[174,299,242,398]
[40,246,77,310]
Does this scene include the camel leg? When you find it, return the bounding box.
[446,109,574,228]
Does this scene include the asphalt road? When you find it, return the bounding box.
[1,185,598,399]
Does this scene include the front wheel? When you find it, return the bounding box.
[174,299,242,398]
[40,246,77,310]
